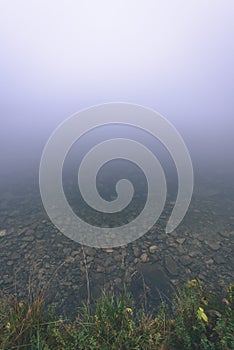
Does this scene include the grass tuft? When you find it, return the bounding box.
[0,280,233,349]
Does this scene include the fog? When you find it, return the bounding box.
[0,0,233,183]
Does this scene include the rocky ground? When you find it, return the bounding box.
[0,177,233,318]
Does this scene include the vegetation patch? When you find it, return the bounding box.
[0,279,233,349]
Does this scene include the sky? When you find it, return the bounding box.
[0,0,234,178]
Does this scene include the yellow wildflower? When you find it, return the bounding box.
[187,279,197,287]
[197,307,208,323]
[126,307,133,314]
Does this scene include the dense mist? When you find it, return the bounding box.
[1,1,233,184]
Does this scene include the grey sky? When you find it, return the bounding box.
[0,1,233,176]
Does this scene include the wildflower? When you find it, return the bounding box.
[187,279,197,287]
[126,307,133,314]
[5,322,11,329]
[197,307,208,323]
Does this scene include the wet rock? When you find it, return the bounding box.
[169,230,177,236]
[205,258,214,265]
[96,265,105,272]
[179,255,192,266]
[63,248,72,255]
[0,229,7,237]
[11,252,20,260]
[105,249,114,253]
[176,238,186,245]
[17,228,27,235]
[84,247,95,256]
[149,245,158,254]
[22,235,34,242]
[71,250,81,257]
[135,263,173,298]
[140,253,148,263]
[189,251,200,257]
[167,237,175,245]
[114,254,122,262]
[213,255,226,265]
[25,229,35,236]
[133,246,140,257]
[176,245,187,254]
[36,231,44,239]
[164,255,179,276]
[86,256,94,263]
[170,279,180,286]
[205,241,221,251]
[219,231,231,238]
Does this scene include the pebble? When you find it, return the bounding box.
[71,250,81,257]
[176,245,187,254]
[0,187,233,319]
[179,255,192,266]
[189,251,200,257]
[22,235,34,242]
[213,255,225,265]
[164,255,179,276]
[0,229,7,237]
[133,247,140,257]
[140,253,148,262]
[176,238,186,245]
[105,249,114,253]
[219,231,231,238]
[205,258,214,265]
[63,248,72,254]
[96,266,105,273]
[205,241,221,251]
[149,245,158,254]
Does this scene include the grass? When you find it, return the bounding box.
[0,279,233,349]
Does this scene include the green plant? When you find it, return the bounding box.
[0,280,233,349]
[0,292,58,349]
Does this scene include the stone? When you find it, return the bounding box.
[63,248,72,254]
[219,231,231,238]
[140,252,148,262]
[96,265,105,273]
[86,256,94,263]
[25,229,35,235]
[0,229,7,237]
[176,238,186,244]
[105,249,114,253]
[189,251,200,257]
[114,254,122,262]
[206,241,221,251]
[177,245,186,254]
[133,247,140,257]
[179,255,192,266]
[71,250,81,257]
[205,258,214,265]
[149,245,158,254]
[22,235,34,242]
[84,247,94,256]
[213,255,225,265]
[164,255,179,276]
